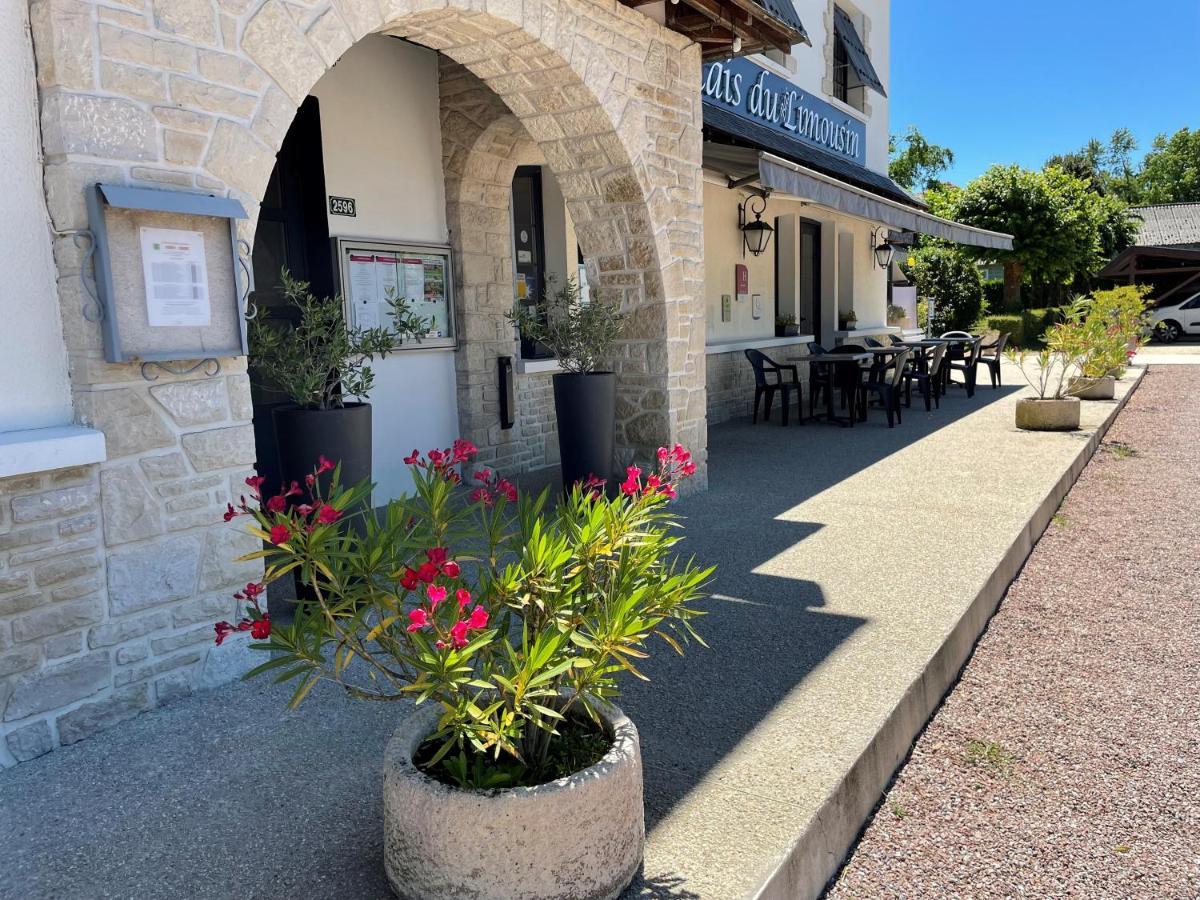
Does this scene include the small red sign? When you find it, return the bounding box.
[735,263,749,296]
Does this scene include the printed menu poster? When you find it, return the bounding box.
[347,253,379,328]
[140,227,210,327]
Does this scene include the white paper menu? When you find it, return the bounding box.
[140,227,210,327]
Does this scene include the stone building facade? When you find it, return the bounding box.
[1,0,708,766]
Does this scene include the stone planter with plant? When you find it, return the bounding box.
[215,442,710,899]
[1007,319,1086,431]
[775,314,800,337]
[1064,287,1151,401]
[508,278,625,488]
[249,271,428,494]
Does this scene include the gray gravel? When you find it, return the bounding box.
[827,366,1200,900]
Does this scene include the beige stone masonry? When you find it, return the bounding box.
[17,0,709,763]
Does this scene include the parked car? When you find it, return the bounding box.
[1149,291,1200,342]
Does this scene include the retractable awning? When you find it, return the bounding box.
[704,142,1014,251]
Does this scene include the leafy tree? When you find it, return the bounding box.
[889,126,955,193]
[1134,127,1200,204]
[1045,128,1139,199]
[902,242,986,333]
[935,165,1105,309]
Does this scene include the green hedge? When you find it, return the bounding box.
[983,307,1067,348]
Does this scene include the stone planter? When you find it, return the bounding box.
[1069,375,1116,401]
[383,701,644,900]
[1015,397,1080,431]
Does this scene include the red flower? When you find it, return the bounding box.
[416,561,438,583]
[284,481,302,497]
[214,621,235,645]
[296,503,313,517]
[470,488,493,506]
[435,639,447,650]
[407,608,428,632]
[400,568,419,591]
[426,547,448,566]
[449,619,469,649]
[269,524,291,545]
[474,468,492,483]
[452,438,478,463]
[245,475,266,498]
[466,606,489,630]
[305,473,316,488]
[620,466,641,496]
[243,582,264,599]
[223,503,238,522]
[496,479,518,502]
[265,495,287,513]
[442,560,461,579]
[456,588,472,609]
[427,585,448,608]
[316,504,341,524]
[657,446,670,462]
[316,455,335,475]
[403,449,421,466]
[250,617,271,640]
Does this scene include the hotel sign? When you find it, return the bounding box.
[702,58,866,167]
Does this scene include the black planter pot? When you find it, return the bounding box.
[272,402,373,496]
[552,372,616,490]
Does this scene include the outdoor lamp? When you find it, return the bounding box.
[872,232,895,269]
[739,194,774,257]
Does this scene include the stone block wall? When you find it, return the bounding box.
[706,346,814,426]
[0,371,258,766]
[17,0,710,762]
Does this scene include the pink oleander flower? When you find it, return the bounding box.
[417,561,438,583]
[214,621,236,645]
[449,619,469,649]
[223,503,238,522]
[426,547,448,566]
[400,568,419,591]
[250,617,271,640]
[316,504,341,525]
[245,475,266,498]
[466,606,489,630]
[456,588,472,609]
[316,455,335,475]
[427,584,448,607]
[265,495,287,514]
[442,560,461,578]
[620,465,641,496]
[269,524,291,545]
[407,608,428,632]
[471,487,493,506]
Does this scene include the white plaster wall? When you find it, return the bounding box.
[751,0,890,175]
[0,4,71,432]
[311,36,458,503]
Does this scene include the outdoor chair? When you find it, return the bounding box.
[887,334,906,346]
[829,344,869,419]
[977,332,1010,388]
[945,336,983,397]
[863,337,884,348]
[902,341,947,411]
[806,342,837,418]
[860,348,909,427]
[744,349,803,426]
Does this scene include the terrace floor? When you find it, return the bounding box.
[0,361,1142,900]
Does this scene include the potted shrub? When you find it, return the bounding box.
[249,271,428,494]
[508,278,625,488]
[839,309,858,331]
[1007,321,1085,430]
[1065,288,1152,399]
[887,303,907,327]
[775,314,800,337]
[216,442,710,899]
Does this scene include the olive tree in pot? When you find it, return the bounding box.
[250,271,428,495]
[214,442,710,899]
[508,278,625,489]
[1007,320,1086,431]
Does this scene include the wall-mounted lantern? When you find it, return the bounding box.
[738,193,774,257]
[872,227,896,269]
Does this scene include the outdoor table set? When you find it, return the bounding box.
[744,330,1008,430]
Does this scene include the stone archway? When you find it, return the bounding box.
[35,0,708,478]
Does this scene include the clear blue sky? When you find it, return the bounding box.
[890,0,1200,186]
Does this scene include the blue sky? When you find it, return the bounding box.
[889,0,1200,186]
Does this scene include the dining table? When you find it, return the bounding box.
[786,351,873,427]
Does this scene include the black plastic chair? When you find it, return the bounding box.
[902,342,947,411]
[945,336,983,397]
[863,337,884,348]
[745,349,803,426]
[887,334,906,346]
[806,342,835,418]
[861,348,909,427]
[977,332,1010,388]
[828,345,869,420]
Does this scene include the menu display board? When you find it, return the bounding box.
[336,238,456,349]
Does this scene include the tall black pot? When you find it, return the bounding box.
[272,402,373,496]
[552,372,616,490]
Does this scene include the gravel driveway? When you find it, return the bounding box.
[827,365,1200,899]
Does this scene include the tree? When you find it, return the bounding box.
[1134,127,1200,204]
[889,126,955,193]
[936,165,1105,309]
[1045,129,1139,199]
[902,242,986,333]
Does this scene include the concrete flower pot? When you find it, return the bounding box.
[1015,397,1081,431]
[383,701,644,900]
[1069,375,1116,400]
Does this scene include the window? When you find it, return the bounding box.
[833,33,850,105]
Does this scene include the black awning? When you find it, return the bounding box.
[703,99,916,207]
[754,0,808,42]
[834,6,886,97]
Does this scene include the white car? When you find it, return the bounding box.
[1149,291,1200,343]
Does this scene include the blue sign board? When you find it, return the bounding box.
[701,57,866,167]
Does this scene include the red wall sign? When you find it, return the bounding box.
[735,263,748,297]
